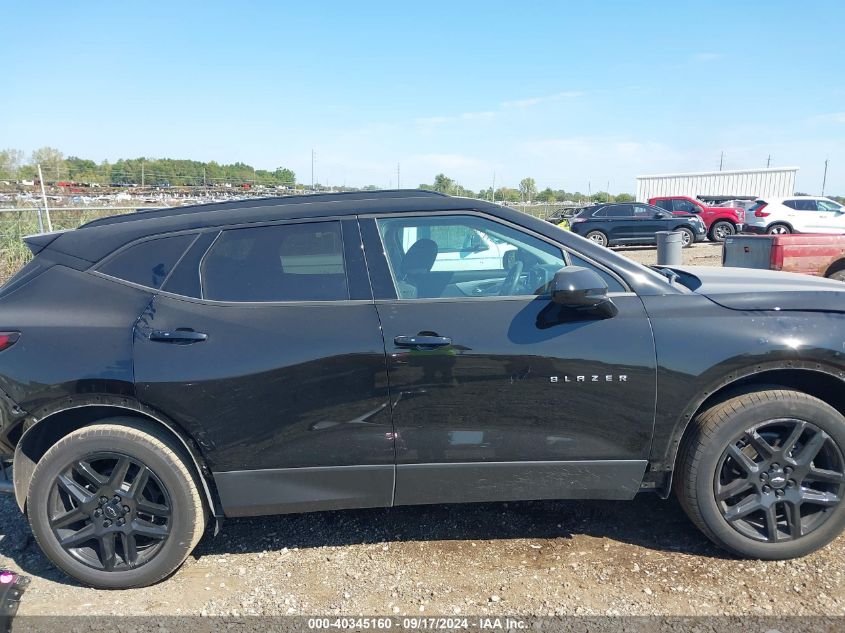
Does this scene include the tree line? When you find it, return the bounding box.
[418,173,634,204]
[0,147,296,188]
[1,147,634,202]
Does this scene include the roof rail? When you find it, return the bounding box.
[80,189,450,229]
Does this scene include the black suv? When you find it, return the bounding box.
[569,202,706,247]
[1,190,844,588]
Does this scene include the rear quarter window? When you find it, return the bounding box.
[97,234,196,289]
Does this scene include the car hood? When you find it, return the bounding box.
[663,265,845,312]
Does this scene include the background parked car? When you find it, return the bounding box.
[648,195,744,242]
[745,196,845,235]
[569,202,706,247]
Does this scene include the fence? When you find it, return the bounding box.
[0,207,140,281]
[0,202,571,283]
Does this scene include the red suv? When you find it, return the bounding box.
[648,196,744,242]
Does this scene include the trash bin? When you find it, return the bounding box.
[656,231,683,266]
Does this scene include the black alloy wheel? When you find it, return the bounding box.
[48,452,172,571]
[715,419,844,543]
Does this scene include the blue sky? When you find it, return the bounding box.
[3,0,845,194]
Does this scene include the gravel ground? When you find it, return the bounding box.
[2,241,844,624]
[613,241,724,268]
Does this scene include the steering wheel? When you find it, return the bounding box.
[499,260,523,296]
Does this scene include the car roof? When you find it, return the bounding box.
[43,190,508,263]
[758,195,832,202]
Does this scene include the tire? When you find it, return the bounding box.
[678,227,695,248]
[766,224,792,235]
[675,389,845,559]
[585,230,608,247]
[828,269,845,283]
[27,419,208,588]
[709,221,735,242]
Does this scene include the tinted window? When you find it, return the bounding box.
[653,200,672,211]
[162,231,220,298]
[672,199,697,213]
[201,222,348,302]
[783,200,800,210]
[793,199,817,211]
[633,204,657,218]
[605,205,633,218]
[99,234,195,289]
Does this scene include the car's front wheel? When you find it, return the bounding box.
[675,389,845,559]
[828,269,845,283]
[27,419,208,588]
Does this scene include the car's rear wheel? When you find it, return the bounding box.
[675,389,845,559]
[678,227,695,248]
[709,221,735,242]
[766,224,792,235]
[27,419,208,588]
[585,230,608,247]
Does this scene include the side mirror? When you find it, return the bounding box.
[654,212,663,219]
[550,266,609,307]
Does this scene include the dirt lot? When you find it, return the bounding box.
[2,241,843,623]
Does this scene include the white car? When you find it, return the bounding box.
[745,196,845,235]
[400,225,517,271]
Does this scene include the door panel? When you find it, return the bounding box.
[361,214,656,505]
[378,296,655,503]
[133,218,395,517]
[377,296,655,462]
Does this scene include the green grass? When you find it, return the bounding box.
[0,208,133,282]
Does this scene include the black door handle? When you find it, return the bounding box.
[150,329,208,343]
[394,335,452,349]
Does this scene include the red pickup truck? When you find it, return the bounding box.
[723,234,845,281]
[649,196,744,242]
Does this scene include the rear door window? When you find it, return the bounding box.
[98,234,196,289]
[793,199,818,211]
[200,221,348,302]
[605,205,633,218]
[653,200,672,211]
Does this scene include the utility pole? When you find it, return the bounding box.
[203,167,206,188]
[606,181,610,202]
[766,155,771,168]
[397,163,401,189]
[37,164,53,232]
[719,151,724,171]
[491,171,496,202]
[311,149,315,191]
[141,161,145,187]
[822,159,829,196]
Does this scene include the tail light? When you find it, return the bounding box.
[0,332,20,352]
[754,203,770,218]
[771,244,784,271]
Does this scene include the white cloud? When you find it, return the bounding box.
[501,91,584,109]
[809,112,845,124]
